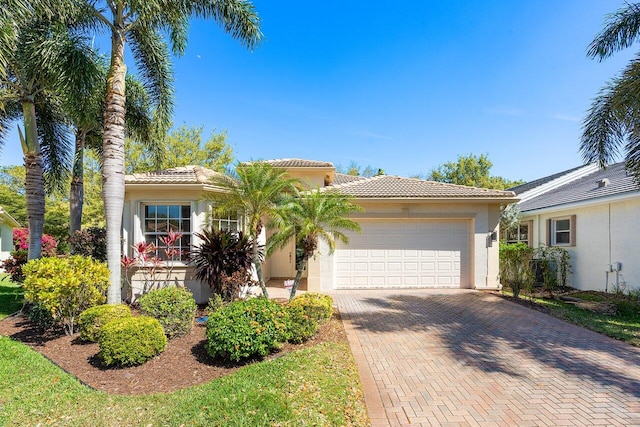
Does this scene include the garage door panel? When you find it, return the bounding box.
[335,220,470,289]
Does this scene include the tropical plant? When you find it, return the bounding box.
[22,255,110,335]
[73,1,261,305]
[268,190,362,300]
[285,304,318,344]
[582,3,640,183]
[289,293,334,324]
[191,227,257,301]
[0,5,99,259]
[207,162,299,298]
[68,227,107,261]
[0,228,58,282]
[499,242,534,299]
[138,286,197,339]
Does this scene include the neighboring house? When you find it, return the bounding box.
[0,206,20,265]
[509,162,640,292]
[123,159,517,303]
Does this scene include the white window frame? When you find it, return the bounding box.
[140,202,193,263]
[551,217,572,246]
[505,222,530,245]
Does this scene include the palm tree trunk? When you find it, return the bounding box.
[69,130,85,241]
[289,257,307,301]
[253,243,269,298]
[103,26,127,304]
[21,97,45,260]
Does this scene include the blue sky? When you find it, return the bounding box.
[0,1,636,182]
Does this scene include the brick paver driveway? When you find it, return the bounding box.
[333,289,640,426]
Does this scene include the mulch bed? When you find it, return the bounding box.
[0,309,347,395]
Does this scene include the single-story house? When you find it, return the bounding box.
[509,161,640,292]
[0,206,20,265]
[123,159,517,303]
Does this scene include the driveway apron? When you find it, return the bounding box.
[333,289,640,426]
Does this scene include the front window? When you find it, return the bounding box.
[143,204,191,260]
[505,222,529,245]
[210,209,241,233]
[552,218,571,246]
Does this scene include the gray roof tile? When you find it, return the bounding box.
[326,175,516,199]
[518,162,639,212]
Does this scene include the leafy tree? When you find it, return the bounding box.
[126,125,233,173]
[426,153,523,190]
[79,0,262,304]
[582,2,640,183]
[0,166,27,224]
[208,162,299,298]
[268,190,362,301]
[336,161,384,177]
[0,6,98,259]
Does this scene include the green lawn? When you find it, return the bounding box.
[503,289,640,346]
[0,335,369,426]
[0,274,23,320]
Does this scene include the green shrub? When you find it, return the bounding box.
[286,304,318,344]
[22,256,110,335]
[499,242,534,299]
[207,294,225,314]
[289,293,334,324]
[139,286,197,339]
[206,298,289,362]
[28,302,56,331]
[78,304,132,342]
[98,316,167,367]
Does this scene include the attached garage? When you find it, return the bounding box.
[334,220,471,289]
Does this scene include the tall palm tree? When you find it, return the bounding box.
[67,64,155,237]
[267,189,362,301]
[208,162,300,298]
[582,2,640,182]
[0,8,99,259]
[79,0,261,304]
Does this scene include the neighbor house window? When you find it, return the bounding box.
[143,204,191,261]
[505,222,530,246]
[547,215,576,247]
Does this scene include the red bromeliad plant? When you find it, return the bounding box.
[121,233,184,302]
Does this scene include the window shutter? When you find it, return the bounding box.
[546,219,551,245]
[570,215,576,246]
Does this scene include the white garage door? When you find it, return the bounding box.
[334,220,470,289]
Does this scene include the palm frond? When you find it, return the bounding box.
[588,3,640,60]
[36,95,72,194]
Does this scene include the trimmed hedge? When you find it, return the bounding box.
[286,305,318,344]
[139,287,197,339]
[289,293,334,324]
[206,298,289,362]
[98,316,167,367]
[78,304,132,342]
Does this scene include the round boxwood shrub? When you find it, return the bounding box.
[289,293,334,324]
[78,304,132,342]
[206,298,289,362]
[98,316,167,367]
[138,286,197,339]
[286,305,318,344]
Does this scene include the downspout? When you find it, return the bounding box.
[606,203,611,293]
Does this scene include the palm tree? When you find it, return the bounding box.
[582,2,640,182]
[67,64,154,238]
[208,162,300,298]
[78,0,261,304]
[0,8,99,259]
[267,189,362,301]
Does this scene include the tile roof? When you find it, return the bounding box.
[125,165,223,184]
[333,173,367,185]
[518,162,639,212]
[257,158,335,168]
[326,175,516,199]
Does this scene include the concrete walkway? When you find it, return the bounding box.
[333,289,640,426]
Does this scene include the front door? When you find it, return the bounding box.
[270,240,295,278]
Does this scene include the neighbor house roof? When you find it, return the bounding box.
[518,162,638,212]
[333,173,367,185]
[0,206,20,228]
[326,175,517,199]
[125,165,223,184]
[509,164,592,195]
[256,158,334,168]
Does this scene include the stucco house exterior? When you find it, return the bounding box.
[0,206,20,265]
[123,159,517,303]
[509,162,640,292]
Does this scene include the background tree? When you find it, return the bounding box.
[422,153,524,190]
[336,161,384,177]
[582,2,640,183]
[80,0,262,304]
[208,162,299,298]
[268,189,362,300]
[0,6,98,259]
[126,125,233,173]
